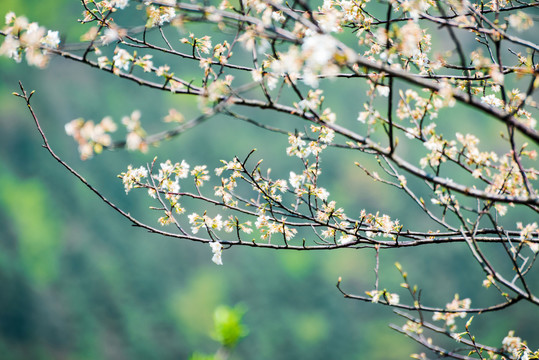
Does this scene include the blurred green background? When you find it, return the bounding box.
[0,1,537,359]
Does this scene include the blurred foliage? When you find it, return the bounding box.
[212,305,248,349]
[188,304,248,360]
[190,353,217,360]
[0,166,61,287]
[0,1,538,360]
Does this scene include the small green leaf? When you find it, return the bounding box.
[465,316,474,329]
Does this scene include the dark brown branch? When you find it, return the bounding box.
[336,277,524,314]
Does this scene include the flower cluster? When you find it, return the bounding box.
[431,187,459,211]
[133,54,153,73]
[119,159,191,224]
[119,165,148,194]
[191,165,210,187]
[89,0,129,11]
[254,213,297,242]
[223,215,253,235]
[189,213,223,234]
[316,201,345,223]
[402,320,423,335]
[432,294,471,331]
[122,110,147,152]
[65,116,117,160]
[213,158,243,206]
[362,211,401,240]
[255,178,288,203]
[396,21,424,58]
[419,130,500,178]
[507,11,534,32]
[357,104,382,127]
[114,47,133,69]
[286,133,310,159]
[517,222,539,253]
[213,41,231,64]
[397,90,441,131]
[485,152,537,198]
[420,133,456,168]
[112,0,129,10]
[199,76,234,112]
[271,32,343,87]
[181,33,212,56]
[397,0,433,20]
[296,89,324,112]
[238,0,285,28]
[0,12,60,68]
[64,111,153,159]
[286,124,334,161]
[366,289,400,305]
[152,160,190,219]
[501,331,524,359]
[146,3,176,27]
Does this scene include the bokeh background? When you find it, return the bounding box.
[0,1,537,359]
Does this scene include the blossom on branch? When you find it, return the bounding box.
[209,241,223,265]
[6,0,539,358]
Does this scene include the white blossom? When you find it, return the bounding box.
[0,35,21,62]
[112,0,129,9]
[102,28,120,45]
[113,48,132,71]
[337,235,355,245]
[210,241,223,265]
[41,30,60,48]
